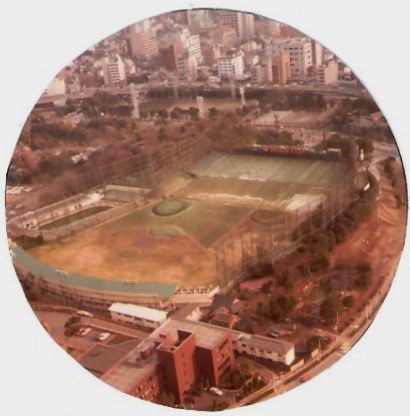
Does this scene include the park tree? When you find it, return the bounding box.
[319,296,342,321]
[269,295,295,322]
[158,109,169,121]
[355,261,373,289]
[342,295,355,309]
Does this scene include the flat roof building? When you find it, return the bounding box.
[317,60,339,84]
[217,50,244,80]
[102,54,126,86]
[109,303,167,329]
[271,38,312,78]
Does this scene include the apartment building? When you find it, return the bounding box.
[217,50,244,80]
[129,25,159,59]
[271,38,312,78]
[102,54,126,86]
[317,60,339,84]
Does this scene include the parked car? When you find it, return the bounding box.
[79,327,91,336]
[210,387,223,397]
[96,332,110,341]
[299,374,312,383]
[76,310,93,318]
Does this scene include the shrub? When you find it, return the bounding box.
[342,295,355,308]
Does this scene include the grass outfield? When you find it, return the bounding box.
[104,200,251,248]
[190,152,351,188]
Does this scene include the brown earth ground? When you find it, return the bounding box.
[29,225,217,287]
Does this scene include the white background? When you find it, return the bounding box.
[1,1,409,415]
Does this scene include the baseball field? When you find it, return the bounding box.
[28,152,352,288]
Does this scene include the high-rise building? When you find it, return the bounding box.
[311,40,323,67]
[271,38,312,78]
[177,52,198,82]
[257,20,281,38]
[209,26,238,48]
[219,11,255,41]
[129,25,159,59]
[159,44,180,72]
[217,50,244,80]
[272,52,291,85]
[317,60,339,84]
[102,54,126,86]
[179,28,202,64]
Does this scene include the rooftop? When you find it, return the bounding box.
[102,353,159,392]
[153,318,229,350]
[109,303,167,322]
[232,332,294,355]
[78,344,128,378]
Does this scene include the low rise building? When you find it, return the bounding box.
[232,332,295,365]
[109,303,167,329]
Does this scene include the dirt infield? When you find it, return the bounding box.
[29,224,218,287]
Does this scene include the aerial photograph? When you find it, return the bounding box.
[4,8,407,411]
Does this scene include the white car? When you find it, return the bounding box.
[97,332,110,341]
[79,327,91,336]
[210,387,223,397]
[76,310,93,317]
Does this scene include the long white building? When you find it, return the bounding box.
[109,303,167,329]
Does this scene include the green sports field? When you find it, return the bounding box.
[104,199,251,248]
[191,152,351,188]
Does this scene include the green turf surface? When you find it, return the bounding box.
[105,200,250,248]
[191,152,351,187]
[40,206,111,230]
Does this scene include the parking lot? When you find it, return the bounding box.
[35,309,146,362]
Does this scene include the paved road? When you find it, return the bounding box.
[37,83,369,105]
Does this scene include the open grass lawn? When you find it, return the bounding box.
[190,152,351,188]
[105,200,250,248]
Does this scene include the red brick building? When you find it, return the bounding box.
[157,330,197,403]
[159,44,180,72]
[103,320,236,405]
